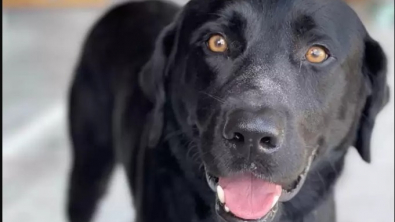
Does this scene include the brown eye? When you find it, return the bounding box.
[207,34,227,52]
[305,46,328,63]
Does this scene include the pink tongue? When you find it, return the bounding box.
[219,173,282,220]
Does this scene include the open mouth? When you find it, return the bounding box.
[205,150,316,222]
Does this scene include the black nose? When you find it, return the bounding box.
[223,109,284,154]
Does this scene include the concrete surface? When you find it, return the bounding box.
[2,2,394,222]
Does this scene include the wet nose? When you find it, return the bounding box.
[223,109,285,154]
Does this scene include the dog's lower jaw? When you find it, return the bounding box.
[278,152,346,221]
[277,192,337,222]
[208,150,345,222]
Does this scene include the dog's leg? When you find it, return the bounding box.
[66,68,115,222]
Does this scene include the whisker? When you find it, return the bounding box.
[163,130,184,141]
[299,61,303,73]
[316,171,326,187]
[199,91,225,104]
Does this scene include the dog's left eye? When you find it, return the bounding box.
[305,46,329,63]
[207,34,228,53]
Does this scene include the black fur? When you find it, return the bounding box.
[67,0,389,222]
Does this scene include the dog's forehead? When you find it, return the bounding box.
[185,0,363,38]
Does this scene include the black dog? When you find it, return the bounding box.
[67,0,389,221]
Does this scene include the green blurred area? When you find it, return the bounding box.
[374,2,394,28]
[348,0,394,28]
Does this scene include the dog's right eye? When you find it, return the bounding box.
[207,34,228,53]
[305,46,329,63]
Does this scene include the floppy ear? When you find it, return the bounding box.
[354,34,390,163]
[139,22,179,148]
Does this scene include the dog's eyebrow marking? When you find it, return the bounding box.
[221,1,261,40]
[292,14,316,36]
[228,11,247,33]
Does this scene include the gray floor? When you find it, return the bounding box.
[2,2,394,222]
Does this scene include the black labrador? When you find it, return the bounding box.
[67,0,389,222]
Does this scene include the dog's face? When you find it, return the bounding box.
[141,0,389,221]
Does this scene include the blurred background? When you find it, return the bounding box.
[2,0,394,222]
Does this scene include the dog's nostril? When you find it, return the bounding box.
[233,132,244,142]
[259,136,277,149]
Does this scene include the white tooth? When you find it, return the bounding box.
[272,195,280,208]
[224,205,230,212]
[217,185,225,204]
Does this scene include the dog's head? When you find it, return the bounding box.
[140,0,389,221]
